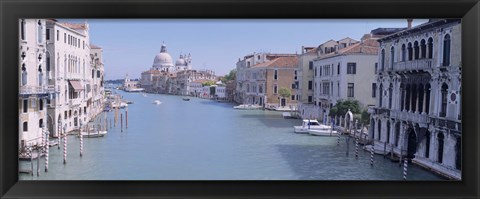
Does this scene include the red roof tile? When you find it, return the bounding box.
[252,56,298,68]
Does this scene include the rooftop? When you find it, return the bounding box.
[253,56,298,68]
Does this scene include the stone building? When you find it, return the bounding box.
[244,56,298,108]
[89,44,105,118]
[235,53,297,104]
[371,19,461,179]
[311,34,379,121]
[18,19,56,149]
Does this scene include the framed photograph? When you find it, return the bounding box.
[1,0,479,198]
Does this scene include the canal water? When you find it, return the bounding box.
[20,91,444,180]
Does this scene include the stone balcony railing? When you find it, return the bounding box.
[69,98,83,106]
[389,109,430,124]
[391,59,433,72]
[19,85,56,96]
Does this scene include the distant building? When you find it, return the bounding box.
[371,19,462,180]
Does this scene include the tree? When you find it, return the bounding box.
[278,87,292,99]
[328,99,361,117]
[202,80,215,87]
[360,109,371,125]
[220,69,237,82]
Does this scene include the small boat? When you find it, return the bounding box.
[142,93,147,97]
[233,104,262,110]
[182,98,190,101]
[308,128,338,136]
[79,130,107,138]
[111,102,128,108]
[293,119,330,134]
[153,100,162,105]
[125,100,134,104]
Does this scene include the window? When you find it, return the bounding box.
[23,122,28,132]
[374,63,378,74]
[381,49,385,70]
[21,64,27,86]
[64,33,66,43]
[39,119,43,128]
[443,34,451,66]
[372,83,377,97]
[97,70,100,78]
[308,81,313,90]
[291,83,295,89]
[420,39,426,58]
[92,70,94,78]
[64,111,67,119]
[309,61,313,70]
[319,67,322,76]
[23,99,28,113]
[337,63,340,75]
[273,84,278,94]
[20,19,25,40]
[314,67,317,77]
[46,53,50,72]
[388,84,393,108]
[440,83,448,117]
[46,28,50,40]
[390,47,395,68]
[337,82,340,97]
[407,43,413,60]
[437,133,444,163]
[347,63,356,74]
[347,83,354,97]
[37,20,43,43]
[57,30,59,41]
[401,44,406,61]
[308,96,313,103]
[84,107,87,114]
[291,95,295,100]
[427,38,433,59]
[39,99,43,110]
[414,41,419,59]
[379,84,383,107]
[274,70,278,80]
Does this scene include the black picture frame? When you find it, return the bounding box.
[1,0,479,198]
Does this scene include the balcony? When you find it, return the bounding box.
[390,110,430,124]
[393,59,433,72]
[19,85,56,96]
[69,98,83,106]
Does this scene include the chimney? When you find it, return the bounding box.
[407,19,413,28]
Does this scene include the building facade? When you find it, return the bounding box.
[19,19,56,149]
[312,34,379,121]
[371,19,462,179]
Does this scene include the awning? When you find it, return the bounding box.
[69,80,84,91]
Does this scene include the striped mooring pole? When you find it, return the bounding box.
[63,133,67,164]
[370,145,375,166]
[337,130,341,146]
[45,133,49,172]
[80,133,83,157]
[355,138,359,159]
[403,159,408,180]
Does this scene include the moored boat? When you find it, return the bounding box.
[293,119,330,134]
[233,104,262,110]
[153,100,162,105]
[182,98,190,101]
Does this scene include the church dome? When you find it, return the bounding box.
[152,43,174,69]
[175,55,187,66]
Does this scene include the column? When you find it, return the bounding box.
[422,85,427,114]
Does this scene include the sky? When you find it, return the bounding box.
[63,19,427,80]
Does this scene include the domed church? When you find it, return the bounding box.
[152,42,192,72]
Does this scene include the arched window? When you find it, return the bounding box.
[440,83,448,117]
[395,122,400,147]
[388,83,393,108]
[437,133,444,163]
[38,65,43,86]
[420,39,426,58]
[405,84,411,111]
[23,122,28,131]
[21,64,27,86]
[407,43,413,60]
[37,20,43,43]
[443,34,451,66]
[414,41,419,59]
[400,83,405,111]
[39,119,43,128]
[381,49,385,71]
[411,84,417,112]
[390,47,395,68]
[386,120,391,144]
[427,38,433,59]
[20,19,25,40]
[379,84,383,107]
[401,44,406,61]
[425,131,431,158]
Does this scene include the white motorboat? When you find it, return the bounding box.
[153,100,162,105]
[233,104,262,110]
[307,128,338,136]
[293,119,330,134]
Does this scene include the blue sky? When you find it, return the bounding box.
[64,19,427,80]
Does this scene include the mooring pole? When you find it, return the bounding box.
[355,138,359,159]
[126,108,128,129]
[45,132,49,172]
[370,145,375,166]
[403,158,408,180]
[63,126,67,164]
[121,113,123,132]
